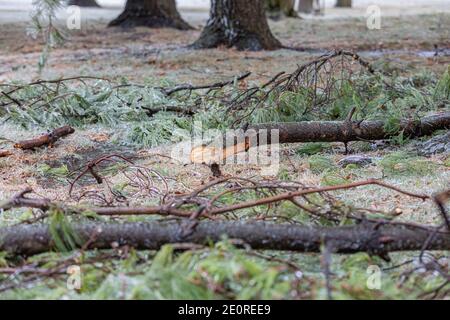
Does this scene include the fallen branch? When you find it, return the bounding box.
[0,220,449,256]
[2,180,428,219]
[0,150,12,157]
[163,72,251,96]
[191,113,450,163]
[14,126,75,150]
[249,112,450,144]
[142,105,197,117]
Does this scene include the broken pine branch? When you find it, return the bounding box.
[162,72,251,96]
[2,179,429,219]
[14,126,75,150]
[0,150,12,157]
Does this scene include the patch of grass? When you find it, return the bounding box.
[36,164,69,180]
[434,66,450,100]
[350,141,373,153]
[444,156,450,167]
[321,173,351,186]
[296,143,330,156]
[379,151,437,176]
[308,155,335,174]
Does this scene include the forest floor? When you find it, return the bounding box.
[0,7,449,299]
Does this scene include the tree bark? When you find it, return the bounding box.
[336,0,352,8]
[192,0,281,51]
[266,0,298,18]
[67,0,100,7]
[0,221,448,256]
[108,0,192,30]
[248,113,450,144]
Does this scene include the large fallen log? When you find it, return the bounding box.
[190,113,450,164]
[14,126,75,150]
[0,221,449,256]
[249,112,450,144]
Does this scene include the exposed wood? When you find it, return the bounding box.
[14,126,75,150]
[0,220,448,256]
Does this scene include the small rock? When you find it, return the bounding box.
[418,132,450,156]
[338,155,373,167]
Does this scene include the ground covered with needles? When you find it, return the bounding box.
[0,10,449,299]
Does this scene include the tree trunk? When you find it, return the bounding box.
[67,0,100,7]
[336,0,352,7]
[266,0,298,18]
[298,0,313,13]
[108,0,192,30]
[192,0,281,51]
[1,221,449,256]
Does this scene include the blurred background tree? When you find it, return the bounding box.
[67,0,99,7]
[108,0,191,29]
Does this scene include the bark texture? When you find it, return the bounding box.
[108,0,191,30]
[192,0,281,51]
[248,113,450,144]
[67,0,100,7]
[0,221,448,256]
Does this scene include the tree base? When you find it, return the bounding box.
[192,28,281,51]
[108,11,192,30]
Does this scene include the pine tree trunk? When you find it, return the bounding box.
[67,0,100,7]
[108,0,192,30]
[192,0,281,51]
[336,0,352,7]
[266,0,298,18]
